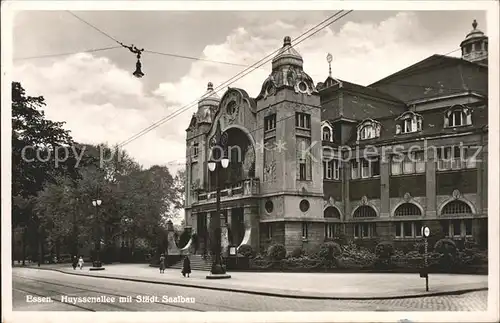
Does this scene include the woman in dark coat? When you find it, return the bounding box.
[159,254,166,274]
[72,256,78,270]
[181,256,191,277]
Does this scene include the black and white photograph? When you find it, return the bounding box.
[2,1,499,322]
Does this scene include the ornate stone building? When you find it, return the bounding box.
[184,20,488,254]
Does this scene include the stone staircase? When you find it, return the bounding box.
[169,254,213,271]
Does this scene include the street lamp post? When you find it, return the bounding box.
[206,126,231,279]
[91,199,104,270]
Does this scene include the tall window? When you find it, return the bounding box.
[322,125,333,142]
[302,222,309,239]
[391,151,425,175]
[446,106,472,127]
[323,159,340,180]
[359,125,375,140]
[354,223,375,238]
[397,114,423,134]
[192,143,199,157]
[264,114,277,131]
[295,113,311,129]
[325,223,339,239]
[443,219,473,237]
[297,137,312,181]
[352,158,380,179]
[266,223,273,239]
[395,221,423,238]
[437,146,477,171]
[299,160,307,180]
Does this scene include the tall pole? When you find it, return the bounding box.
[424,237,429,292]
[211,161,224,274]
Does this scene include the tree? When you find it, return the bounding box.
[12,82,79,264]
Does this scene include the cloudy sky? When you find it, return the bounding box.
[12,8,487,174]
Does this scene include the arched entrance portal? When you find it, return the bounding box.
[209,127,255,190]
[208,127,255,248]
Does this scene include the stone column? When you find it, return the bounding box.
[343,160,351,221]
[425,144,437,217]
[380,160,390,217]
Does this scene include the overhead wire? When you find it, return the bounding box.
[117,10,352,148]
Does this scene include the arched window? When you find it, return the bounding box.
[324,206,340,219]
[322,128,331,141]
[441,200,473,215]
[394,203,422,216]
[396,112,423,134]
[357,119,381,141]
[353,205,377,218]
[321,121,333,142]
[445,105,472,127]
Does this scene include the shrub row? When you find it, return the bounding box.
[236,239,487,274]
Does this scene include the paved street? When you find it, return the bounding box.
[12,267,487,311]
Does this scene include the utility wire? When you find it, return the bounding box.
[67,11,125,47]
[13,46,123,61]
[118,10,352,148]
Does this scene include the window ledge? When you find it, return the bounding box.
[302,238,309,242]
[445,124,473,129]
[390,172,426,177]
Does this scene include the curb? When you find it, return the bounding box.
[21,266,488,301]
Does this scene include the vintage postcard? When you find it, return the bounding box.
[2,1,499,322]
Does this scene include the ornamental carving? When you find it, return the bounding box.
[191,178,201,191]
[403,192,412,202]
[263,160,276,182]
[243,145,256,177]
[452,189,461,199]
[361,195,368,205]
[324,196,335,207]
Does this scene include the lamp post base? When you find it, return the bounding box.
[206,263,231,279]
[206,273,231,279]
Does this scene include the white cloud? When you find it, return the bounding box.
[14,12,464,174]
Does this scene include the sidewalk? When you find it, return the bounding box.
[19,263,488,300]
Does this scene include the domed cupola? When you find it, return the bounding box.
[460,19,488,64]
[271,36,304,71]
[197,82,220,124]
[257,36,317,100]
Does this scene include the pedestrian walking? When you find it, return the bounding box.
[159,254,166,274]
[181,255,191,278]
[78,256,84,270]
[72,256,78,270]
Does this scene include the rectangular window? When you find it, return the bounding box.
[351,160,359,180]
[403,222,413,238]
[333,160,340,180]
[415,222,423,237]
[451,220,461,237]
[391,155,402,175]
[325,223,337,239]
[450,110,464,127]
[267,223,273,239]
[302,222,309,239]
[395,221,423,238]
[438,146,471,171]
[361,159,370,178]
[414,151,426,173]
[354,223,373,238]
[299,162,307,181]
[264,114,277,131]
[295,113,311,129]
[395,222,402,237]
[465,219,473,236]
[403,119,412,133]
[403,154,415,174]
[192,143,199,157]
[371,158,380,176]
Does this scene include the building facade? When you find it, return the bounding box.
[184,20,488,254]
